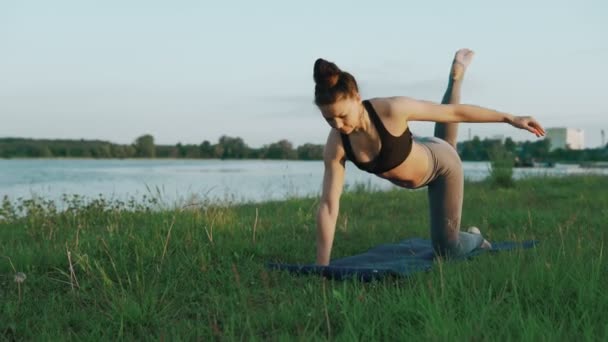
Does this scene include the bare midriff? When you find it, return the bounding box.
[375,141,431,189]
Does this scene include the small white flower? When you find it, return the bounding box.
[14,272,26,283]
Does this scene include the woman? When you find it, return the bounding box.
[314,49,545,266]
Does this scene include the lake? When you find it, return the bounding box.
[0,159,606,206]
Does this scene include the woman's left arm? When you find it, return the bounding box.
[390,96,546,137]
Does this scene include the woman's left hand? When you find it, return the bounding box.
[510,116,546,137]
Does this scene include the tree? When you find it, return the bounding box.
[264,139,297,159]
[458,136,483,161]
[216,136,248,159]
[213,144,225,159]
[176,142,187,158]
[134,134,156,158]
[297,143,324,160]
[200,140,214,158]
[481,138,502,160]
[184,145,201,158]
[91,144,111,158]
[520,139,550,160]
[504,137,516,153]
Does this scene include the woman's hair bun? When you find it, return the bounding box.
[313,58,358,105]
[313,58,341,88]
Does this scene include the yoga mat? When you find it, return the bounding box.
[267,238,538,281]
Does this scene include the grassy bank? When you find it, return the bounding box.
[1,176,607,340]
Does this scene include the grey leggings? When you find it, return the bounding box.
[413,68,485,257]
[416,136,484,257]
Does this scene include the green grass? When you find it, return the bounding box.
[1,176,607,340]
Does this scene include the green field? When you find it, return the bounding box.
[1,176,607,340]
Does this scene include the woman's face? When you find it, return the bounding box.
[318,96,362,134]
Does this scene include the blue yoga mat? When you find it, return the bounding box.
[267,238,538,281]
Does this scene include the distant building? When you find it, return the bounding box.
[545,127,584,151]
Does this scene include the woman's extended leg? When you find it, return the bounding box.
[434,48,473,147]
[428,49,488,256]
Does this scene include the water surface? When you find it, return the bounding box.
[0,159,605,205]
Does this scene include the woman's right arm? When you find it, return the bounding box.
[388,96,546,137]
[316,131,346,266]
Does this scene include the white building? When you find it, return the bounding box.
[545,128,585,151]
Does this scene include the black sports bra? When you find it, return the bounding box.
[340,100,413,174]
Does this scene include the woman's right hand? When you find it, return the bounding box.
[510,116,546,137]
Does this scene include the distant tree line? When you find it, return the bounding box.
[0,135,324,160]
[457,136,608,163]
[1,135,607,162]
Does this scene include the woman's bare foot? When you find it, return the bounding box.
[451,48,475,81]
[467,226,492,249]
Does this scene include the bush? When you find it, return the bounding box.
[488,145,515,188]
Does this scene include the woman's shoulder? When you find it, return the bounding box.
[367,96,414,122]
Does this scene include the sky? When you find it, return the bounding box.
[1,0,607,148]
